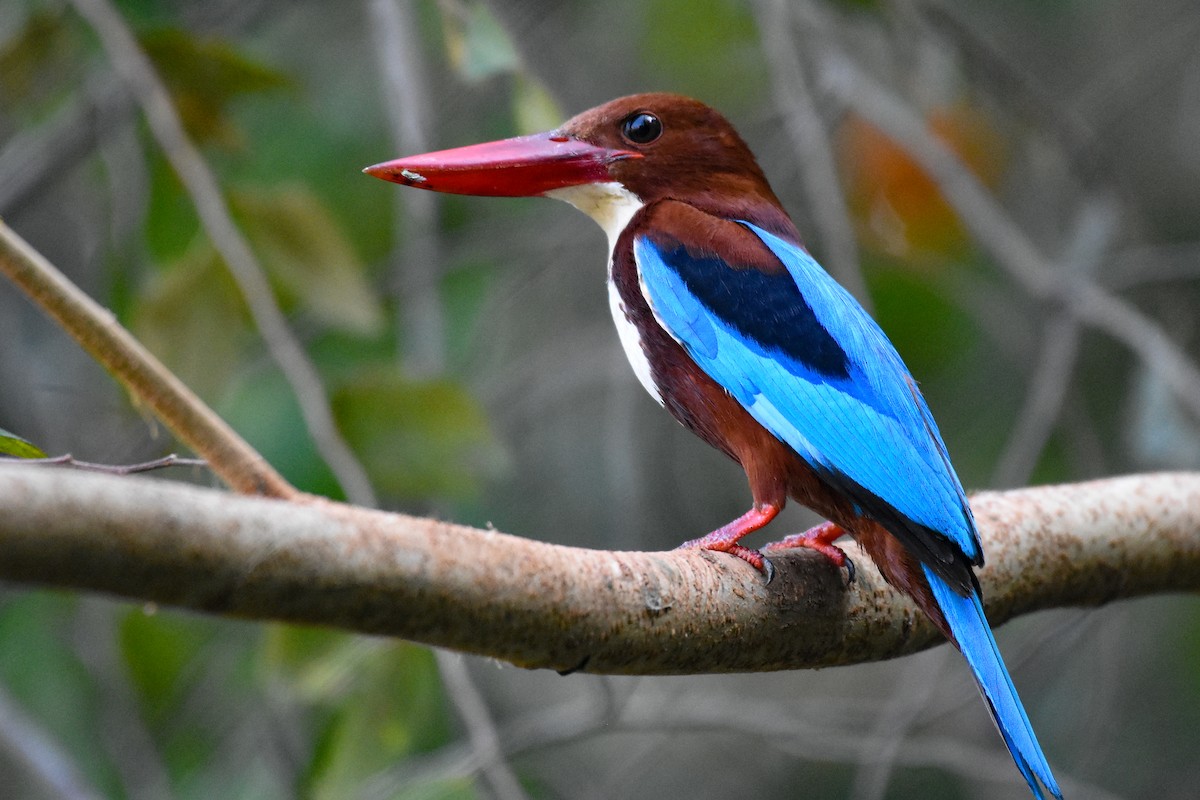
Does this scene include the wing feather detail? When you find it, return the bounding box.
[633,222,981,570]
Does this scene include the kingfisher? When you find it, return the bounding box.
[365,93,1062,799]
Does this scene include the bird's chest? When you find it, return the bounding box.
[607,247,720,418]
[606,246,778,465]
[607,259,664,406]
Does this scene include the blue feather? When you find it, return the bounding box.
[634,222,1063,798]
[634,224,976,560]
[924,566,1063,799]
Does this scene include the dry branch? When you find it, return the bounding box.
[1,465,1196,675]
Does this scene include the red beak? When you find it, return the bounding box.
[363,132,641,197]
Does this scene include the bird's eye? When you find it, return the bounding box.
[621,112,663,145]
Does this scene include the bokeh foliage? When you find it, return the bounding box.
[2,0,1200,798]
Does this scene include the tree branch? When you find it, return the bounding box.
[0,220,293,498]
[69,0,377,506]
[1,465,1196,675]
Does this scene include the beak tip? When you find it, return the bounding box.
[363,161,429,186]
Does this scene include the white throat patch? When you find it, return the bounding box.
[545,182,663,405]
[546,182,644,253]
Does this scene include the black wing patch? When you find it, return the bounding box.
[654,242,851,380]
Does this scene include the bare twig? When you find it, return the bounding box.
[848,651,950,800]
[364,10,520,788]
[915,2,1103,186]
[0,464,1196,675]
[4,453,207,475]
[0,221,291,497]
[71,602,176,800]
[991,315,1081,488]
[366,676,1118,799]
[68,0,377,506]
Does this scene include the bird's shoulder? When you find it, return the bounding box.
[621,198,801,273]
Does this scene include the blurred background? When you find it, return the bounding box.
[2,0,1199,797]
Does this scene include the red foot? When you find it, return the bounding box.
[676,504,779,580]
[764,521,855,582]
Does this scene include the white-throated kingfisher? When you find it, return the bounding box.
[365,93,1062,799]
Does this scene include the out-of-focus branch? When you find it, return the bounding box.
[0,221,292,497]
[367,0,447,377]
[992,199,1117,487]
[815,52,1200,422]
[0,74,133,215]
[433,651,530,800]
[68,0,377,506]
[0,684,103,800]
[1,465,1196,675]
[753,0,869,307]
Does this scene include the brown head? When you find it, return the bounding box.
[364,93,789,230]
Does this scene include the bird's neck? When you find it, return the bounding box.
[545,182,645,256]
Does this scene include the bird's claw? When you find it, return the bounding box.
[763,521,854,584]
[841,555,856,585]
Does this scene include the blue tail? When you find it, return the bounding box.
[923,565,1064,799]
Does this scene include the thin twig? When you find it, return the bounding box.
[848,650,950,800]
[4,453,208,475]
[364,9,520,790]
[0,221,292,497]
[0,74,134,215]
[991,316,1081,488]
[68,0,377,507]
[915,2,1103,186]
[71,601,176,800]
[368,682,1117,800]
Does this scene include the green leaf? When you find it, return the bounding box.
[219,366,344,498]
[140,28,291,147]
[513,75,562,135]
[868,262,974,380]
[132,240,251,401]
[119,609,219,720]
[261,633,454,797]
[640,0,765,107]
[332,368,506,501]
[0,9,81,115]
[442,1,521,82]
[231,184,386,336]
[0,428,47,458]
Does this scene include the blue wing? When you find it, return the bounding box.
[634,220,1062,799]
[633,222,980,569]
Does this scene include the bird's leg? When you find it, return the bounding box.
[764,521,856,582]
[676,503,780,578]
